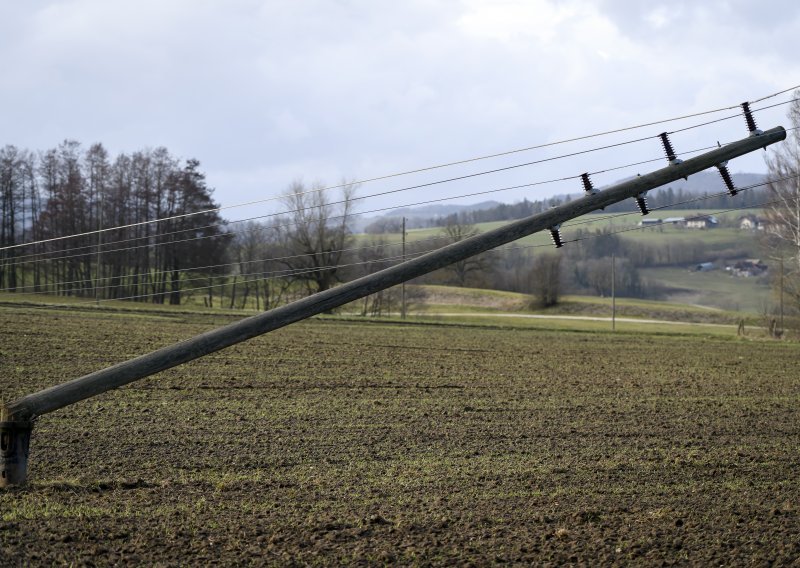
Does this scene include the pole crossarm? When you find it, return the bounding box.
[1,126,786,422]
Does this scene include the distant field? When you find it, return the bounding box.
[372,208,761,249]
[359,208,770,314]
[406,285,757,328]
[640,267,773,313]
[1,300,798,564]
[357,209,765,278]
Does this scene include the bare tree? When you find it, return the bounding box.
[439,215,492,287]
[528,252,562,308]
[0,145,24,291]
[275,180,357,295]
[765,91,800,306]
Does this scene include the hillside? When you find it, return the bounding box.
[361,172,767,227]
[355,204,775,314]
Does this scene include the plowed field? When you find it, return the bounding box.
[1,305,799,565]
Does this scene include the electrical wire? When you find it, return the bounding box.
[751,85,800,104]
[0,131,660,253]
[2,138,790,293]
[669,97,800,136]
[8,93,795,264]
[3,104,798,301]
[0,233,453,294]
[2,84,797,253]
[0,140,729,268]
[11,187,782,308]
[7,173,797,307]
[12,111,789,269]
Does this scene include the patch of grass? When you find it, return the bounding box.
[640,266,773,313]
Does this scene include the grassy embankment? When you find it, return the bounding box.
[0,283,776,339]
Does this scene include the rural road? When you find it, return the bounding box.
[429,312,733,328]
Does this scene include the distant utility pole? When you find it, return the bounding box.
[401,217,407,320]
[94,193,103,305]
[780,256,784,332]
[611,253,616,332]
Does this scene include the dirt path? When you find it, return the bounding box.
[427,312,734,327]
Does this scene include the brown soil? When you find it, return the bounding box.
[1,305,798,565]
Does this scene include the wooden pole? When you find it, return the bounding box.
[780,256,784,333]
[401,217,407,320]
[0,127,786,426]
[611,253,616,332]
[94,190,103,305]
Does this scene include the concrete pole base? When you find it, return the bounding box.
[1,421,33,487]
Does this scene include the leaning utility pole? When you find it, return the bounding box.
[0,125,786,486]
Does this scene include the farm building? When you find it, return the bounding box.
[663,216,686,225]
[727,259,768,277]
[738,214,760,230]
[694,262,714,272]
[638,218,662,227]
[686,214,718,229]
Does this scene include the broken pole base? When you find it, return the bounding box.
[1,421,33,487]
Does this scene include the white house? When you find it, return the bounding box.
[738,214,759,230]
[686,215,718,229]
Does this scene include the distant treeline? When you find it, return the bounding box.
[0,140,771,309]
[0,141,229,302]
[364,185,769,233]
[450,185,769,225]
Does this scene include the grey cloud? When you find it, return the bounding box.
[0,0,796,212]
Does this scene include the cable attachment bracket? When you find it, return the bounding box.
[741,102,762,137]
[549,224,564,248]
[716,163,738,196]
[634,192,650,216]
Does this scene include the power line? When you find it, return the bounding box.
[0,130,661,253]
[670,96,800,136]
[3,109,797,298]
[0,233,454,294]
[0,137,785,281]
[0,140,731,267]
[12,95,794,264]
[9,173,797,305]
[2,84,797,253]
[751,84,800,104]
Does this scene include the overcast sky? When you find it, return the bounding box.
[2,0,799,220]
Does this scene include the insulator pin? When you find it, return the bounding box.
[659,132,683,166]
[549,225,564,248]
[635,193,650,216]
[717,164,737,196]
[741,102,762,136]
[581,173,597,195]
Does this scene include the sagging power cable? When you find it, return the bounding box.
[10,173,797,306]
[2,85,797,253]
